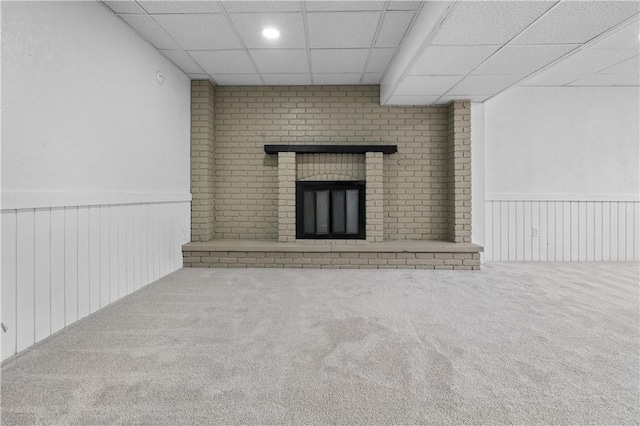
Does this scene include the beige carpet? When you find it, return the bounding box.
[1,262,638,425]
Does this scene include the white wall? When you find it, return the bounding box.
[482,86,639,261]
[1,1,192,361]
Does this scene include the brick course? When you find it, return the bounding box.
[184,251,480,270]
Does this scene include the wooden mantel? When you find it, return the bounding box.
[264,144,398,154]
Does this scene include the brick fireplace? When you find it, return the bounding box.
[183,82,482,269]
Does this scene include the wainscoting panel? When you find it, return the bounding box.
[485,200,639,262]
[1,201,190,361]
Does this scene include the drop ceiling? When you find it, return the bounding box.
[102,0,640,105]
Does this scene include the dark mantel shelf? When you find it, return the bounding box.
[264,144,398,155]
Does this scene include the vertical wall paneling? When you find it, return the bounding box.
[141,204,149,287]
[1,201,190,361]
[485,200,639,262]
[531,202,540,261]
[77,207,90,320]
[610,203,619,261]
[109,205,119,303]
[50,208,66,334]
[126,205,135,295]
[499,202,508,261]
[99,206,110,308]
[64,207,79,326]
[1,211,18,360]
[118,205,127,298]
[34,208,51,343]
[16,210,35,352]
[89,206,101,313]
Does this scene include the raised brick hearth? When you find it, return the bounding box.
[185,83,482,269]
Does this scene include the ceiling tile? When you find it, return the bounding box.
[313,73,362,84]
[512,1,640,45]
[311,49,369,73]
[592,20,640,50]
[437,94,493,103]
[599,55,640,74]
[387,2,422,11]
[547,48,638,74]
[447,75,524,95]
[251,49,309,73]
[119,15,180,49]
[432,2,555,45]
[160,50,203,74]
[362,73,383,84]
[386,95,440,105]
[306,1,385,12]
[519,73,586,86]
[568,73,639,86]
[229,13,305,49]
[103,1,145,14]
[212,74,263,85]
[374,11,415,48]
[395,76,463,95]
[262,74,312,85]
[366,48,396,73]
[410,45,500,75]
[222,1,302,13]
[619,75,640,86]
[190,50,256,74]
[473,45,578,75]
[139,1,222,14]
[187,73,210,79]
[153,14,242,50]
[307,12,380,48]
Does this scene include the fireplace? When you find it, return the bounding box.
[296,181,365,239]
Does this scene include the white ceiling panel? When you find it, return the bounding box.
[212,74,263,85]
[366,48,396,73]
[568,73,639,86]
[546,48,638,74]
[437,94,493,103]
[187,73,210,79]
[306,2,385,12]
[221,1,302,13]
[447,75,524,95]
[251,49,309,73]
[161,50,204,74]
[387,2,422,11]
[190,50,256,74]
[139,1,222,14]
[262,74,312,85]
[307,12,380,48]
[153,14,242,50]
[620,75,640,86]
[119,15,180,49]
[473,45,578,76]
[599,56,640,74]
[104,1,145,14]
[230,13,306,49]
[374,11,415,48]
[362,73,383,84]
[410,45,500,76]
[386,95,440,105]
[592,20,640,50]
[431,2,555,45]
[313,73,362,84]
[311,49,369,73]
[512,1,640,45]
[519,73,585,86]
[395,75,462,95]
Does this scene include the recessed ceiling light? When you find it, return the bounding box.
[262,28,280,39]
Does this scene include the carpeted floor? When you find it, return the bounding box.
[1,263,638,425]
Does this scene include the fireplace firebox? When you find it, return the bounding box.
[296,181,365,239]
